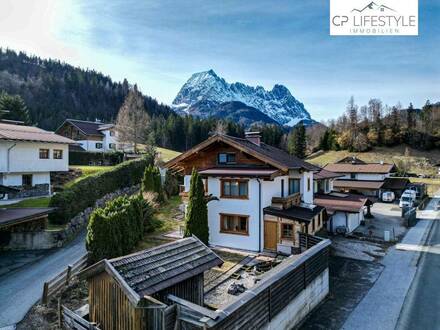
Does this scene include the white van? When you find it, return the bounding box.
[399,190,416,208]
[382,191,395,203]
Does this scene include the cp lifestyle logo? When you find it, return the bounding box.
[330,0,418,36]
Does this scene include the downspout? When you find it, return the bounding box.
[7,143,16,173]
[257,178,262,252]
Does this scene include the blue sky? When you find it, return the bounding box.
[1,0,439,120]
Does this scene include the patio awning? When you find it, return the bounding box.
[263,205,325,223]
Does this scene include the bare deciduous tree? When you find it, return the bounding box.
[116,86,151,153]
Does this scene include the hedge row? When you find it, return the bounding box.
[69,150,124,166]
[49,158,152,224]
[86,194,152,262]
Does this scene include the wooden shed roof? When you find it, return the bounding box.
[80,236,223,306]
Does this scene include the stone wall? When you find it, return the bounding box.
[7,183,50,199]
[4,184,140,250]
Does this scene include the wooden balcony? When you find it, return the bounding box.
[271,192,301,210]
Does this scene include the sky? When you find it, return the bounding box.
[0,0,439,121]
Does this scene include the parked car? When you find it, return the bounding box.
[399,190,416,208]
[381,191,395,203]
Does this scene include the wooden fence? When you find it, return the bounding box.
[299,232,323,250]
[173,238,331,330]
[42,254,88,305]
[62,305,101,330]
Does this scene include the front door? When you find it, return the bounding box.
[264,221,278,251]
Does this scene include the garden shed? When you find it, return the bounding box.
[79,236,223,330]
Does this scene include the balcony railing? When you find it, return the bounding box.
[271,192,301,210]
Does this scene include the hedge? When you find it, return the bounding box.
[49,157,151,224]
[86,194,152,262]
[69,150,124,166]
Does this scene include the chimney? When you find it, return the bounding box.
[245,131,261,146]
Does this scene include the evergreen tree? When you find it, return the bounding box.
[288,122,307,158]
[141,165,156,193]
[184,168,209,244]
[0,92,31,124]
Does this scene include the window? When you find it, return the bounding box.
[350,173,356,179]
[39,149,49,159]
[307,178,311,192]
[312,217,315,232]
[110,130,115,136]
[218,153,236,165]
[281,223,294,240]
[220,214,248,235]
[22,174,32,187]
[109,143,116,149]
[95,143,103,149]
[289,178,300,195]
[53,149,63,159]
[281,179,285,197]
[221,179,248,198]
[318,213,321,227]
[325,179,330,192]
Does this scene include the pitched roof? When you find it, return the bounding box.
[62,119,107,136]
[314,168,344,180]
[0,208,54,228]
[314,193,373,213]
[80,236,223,306]
[0,123,75,144]
[324,162,395,174]
[333,179,384,190]
[165,134,318,172]
[263,204,325,223]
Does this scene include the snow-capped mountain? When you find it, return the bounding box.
[172,70,313,127]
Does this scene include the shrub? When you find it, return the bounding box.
[86,194,152,263]
[141,165,165,202]
[69,151,124,166]
[49,158,152,224]
[164,171,179,197]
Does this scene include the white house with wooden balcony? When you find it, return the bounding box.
[165,132,327,254]
[0,122,75,200]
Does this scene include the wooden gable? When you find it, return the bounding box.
[177,141,272,175]
[56,122,103,141]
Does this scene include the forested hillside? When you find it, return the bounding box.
[0,48,170,130]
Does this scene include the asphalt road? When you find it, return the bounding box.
[0,232,86,327]
[396,198,440,330]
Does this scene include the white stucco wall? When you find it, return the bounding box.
[183,170,314,252]
[339,173,386,181]
[263,268,329,330]
[102,129,118,151]
[1,172,50,186]
[329,210,362,233]
[0,141,69,173]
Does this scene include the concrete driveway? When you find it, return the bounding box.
[354,202,407,241]
[0,232,86,328]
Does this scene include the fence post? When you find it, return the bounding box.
[66,265,72,285]
[58,298,62,328]
[42,282,49,305]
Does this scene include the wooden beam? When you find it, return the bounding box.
[167,294,219,320]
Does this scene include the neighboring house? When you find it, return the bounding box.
[0,122,75,200]
[324,157,396,197]
[79,236,223,329]
[313,168,373,234]
[55,119,119,152]
[314,193,373,234]
[165,132,326,254]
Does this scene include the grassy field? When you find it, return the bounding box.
[307,145,440,176]
[4,196,51,208]
[156,147,181,162]
[66,165,115,187]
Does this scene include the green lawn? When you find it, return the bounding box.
[156,147,181,162]
[4,196,51,208]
